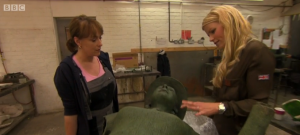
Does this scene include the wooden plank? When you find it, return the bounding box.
[116,77,144,106]
[112,52,138,56]
[280,45,288,49]
[131,47,217,53]
[114,70,160,79]
[268,45,288,49]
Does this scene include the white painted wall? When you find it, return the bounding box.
[0,0,291,114]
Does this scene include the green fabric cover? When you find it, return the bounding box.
[238,102,274,135]
[103,106,199,135]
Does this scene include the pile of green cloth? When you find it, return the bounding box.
[104,106,199,135]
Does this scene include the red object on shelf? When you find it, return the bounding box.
[275,107,285,115]
[181,30,191,40]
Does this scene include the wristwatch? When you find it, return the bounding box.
[218,102,226,114]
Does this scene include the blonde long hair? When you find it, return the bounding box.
[202,5,253,88]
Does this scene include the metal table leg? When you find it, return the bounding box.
[29,84,37,115]
[274,74,282,108]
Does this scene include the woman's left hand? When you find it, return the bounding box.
[181,100,220,116]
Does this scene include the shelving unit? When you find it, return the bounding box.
[114,70,161,105]
[0,108,35,135]
[203,63,216,96]
[0,79,36,135]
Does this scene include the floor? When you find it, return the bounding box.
[6,88,300,135]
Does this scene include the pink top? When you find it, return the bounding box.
[73,56,105,82]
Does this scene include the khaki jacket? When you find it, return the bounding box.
[212,39,276,135]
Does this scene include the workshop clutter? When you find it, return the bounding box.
[0,104,24,128]
[0,72,35,133]
[112,52,152,74]
[170,30,206,45]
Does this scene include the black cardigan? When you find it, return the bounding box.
[53,51,119,135]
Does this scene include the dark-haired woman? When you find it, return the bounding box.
[54,15,119,135]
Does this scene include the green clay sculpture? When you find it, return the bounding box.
[103,76,199,135]
[103,77,275,135]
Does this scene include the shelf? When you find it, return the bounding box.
[114,70,160,79]
[0,108,35,135]
[271,116,300,135]
[0,80,35,97]
[131,46,217,53]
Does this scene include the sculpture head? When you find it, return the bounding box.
[151,84,178,113]
[145,76,187,119]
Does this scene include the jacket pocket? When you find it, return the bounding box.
[222,78,244,101]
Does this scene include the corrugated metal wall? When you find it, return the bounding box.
[288,17,300,57]
[144,50,214,97]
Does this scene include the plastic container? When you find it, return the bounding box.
[274,107,285,120]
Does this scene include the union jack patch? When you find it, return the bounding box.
[258,74,269,80]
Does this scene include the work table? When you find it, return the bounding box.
[271,114,300,135]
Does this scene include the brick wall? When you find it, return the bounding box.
[0,0,292,114]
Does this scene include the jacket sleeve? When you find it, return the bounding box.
[157,55,164,76]
[223,46,275,117]
[54,64,79,115]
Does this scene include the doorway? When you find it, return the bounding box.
[55,17,96,61]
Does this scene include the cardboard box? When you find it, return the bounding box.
[112,52,138,68]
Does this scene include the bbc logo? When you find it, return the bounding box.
[3,4,25,11]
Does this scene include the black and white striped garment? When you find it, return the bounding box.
[86,66,116,135]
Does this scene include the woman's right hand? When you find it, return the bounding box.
[286,54,292,58]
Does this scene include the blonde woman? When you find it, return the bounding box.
[181,5,275,135]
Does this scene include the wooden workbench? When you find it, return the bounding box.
[114,70,161,79]
[114,70,161,104]
[131,46,217,53]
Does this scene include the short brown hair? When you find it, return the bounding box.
[66,15,104,53]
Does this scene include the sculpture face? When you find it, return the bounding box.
[151,84,178,112]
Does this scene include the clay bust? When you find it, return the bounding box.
[103,76,199,135]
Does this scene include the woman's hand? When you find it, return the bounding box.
[286,54,292,58]
[181,100,220,116]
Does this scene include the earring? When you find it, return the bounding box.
[78,46,82,49]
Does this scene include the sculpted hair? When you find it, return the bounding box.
[66,15,104,53]
[202,5,253,88]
